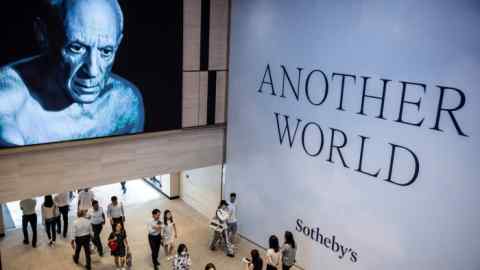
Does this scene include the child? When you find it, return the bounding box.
[163,210,178,260]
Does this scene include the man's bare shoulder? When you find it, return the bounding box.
[107,74,145,132]
[0,65,29,115]
[109,74,143,105]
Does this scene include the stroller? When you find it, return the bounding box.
[208,217,235,257]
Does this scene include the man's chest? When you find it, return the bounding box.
[16,96,128,144]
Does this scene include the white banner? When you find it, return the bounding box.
[225,0,480,269]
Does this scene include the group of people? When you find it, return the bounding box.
[209,193,298,270]
[19,189,297,270]
[20,188,131,270]
[242,231,297,270]
[19,192,70,248]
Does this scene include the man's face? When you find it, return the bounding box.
[56,0,122,104]
[230,195,236,203]
[153,212,161,220]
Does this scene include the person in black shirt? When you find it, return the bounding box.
[108,223,129,270]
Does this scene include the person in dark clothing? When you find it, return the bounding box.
[41,195,58,246]
[88,200,106,256]
[243,249,263,270]
[20,198,37,247]
[54,192,70,238]
[148,209,162,270]
[108,222,129,269]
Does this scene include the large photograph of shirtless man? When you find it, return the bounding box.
[0,0,183,147]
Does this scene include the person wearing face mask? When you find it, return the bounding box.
[209,200,234,257]
[172,243,192,270]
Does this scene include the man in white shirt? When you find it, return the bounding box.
[87,200,105,257]
[78,188,95,213]
[54,192,71,238]
[107,196,125,231]
[227,193,238,243]
[71,210,92,270]
[148,209,162,270]
[19,198,37,247]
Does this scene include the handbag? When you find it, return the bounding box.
[126,252,133,267]
[108,239,118,252]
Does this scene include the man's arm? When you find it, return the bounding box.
[0,67,28,146]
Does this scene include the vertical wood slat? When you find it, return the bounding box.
[215,71,227,124]
[182,0,229,128]
[209,0,230,70]
[183,0,202,70]
[198,71,209,126]
[182,72,201,128]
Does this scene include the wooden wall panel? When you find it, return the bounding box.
[215,71,227,124]
[0,126,225,203]
[182,0,230,127]
[209,0,230,70]
[183,0,202,70]
[198,71,209,126]
[182,72,200,128]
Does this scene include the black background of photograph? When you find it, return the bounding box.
[0,1,183,133]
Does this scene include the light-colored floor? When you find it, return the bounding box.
[0,181,257,270]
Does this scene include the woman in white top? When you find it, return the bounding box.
[265,235,282,270]
[41,195,58,247]
[163,209,178,259]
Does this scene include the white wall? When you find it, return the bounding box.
[180,165,223,219]
[225,1,480,270]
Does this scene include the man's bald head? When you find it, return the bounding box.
[44,0,124,37]
[38,0,126,104]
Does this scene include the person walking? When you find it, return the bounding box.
[42,195,58,247]
[281,231,297,270]
[108,223,129,270]
[120,181,127,194]
[209,200,233,257]
[88,200,106,257]
[71,210,93,270]
[172,243,192,270]
[107,196,125,232]
[227,193,238,243]
[54,191,70,238]
[20,198,37,247]
[162,209,178,260]
[78,188,95,213]
[265,235,281,270]
[148,209,162,270]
